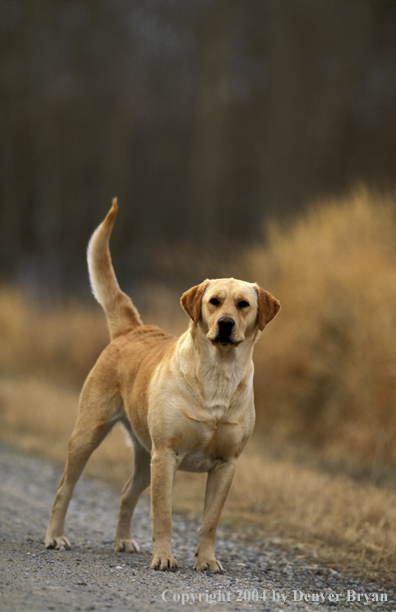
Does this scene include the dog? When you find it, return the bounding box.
[45,199,280,572]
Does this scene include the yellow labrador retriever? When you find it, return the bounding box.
[45,199,280,572]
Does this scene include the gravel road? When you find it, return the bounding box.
[0,442,393,612]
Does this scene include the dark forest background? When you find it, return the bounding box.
[1,0,396,294]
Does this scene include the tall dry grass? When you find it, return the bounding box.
[250,187,396,466]
[0,288,109,387]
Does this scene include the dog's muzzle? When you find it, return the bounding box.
[215,317,235,344]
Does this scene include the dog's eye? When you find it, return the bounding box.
[238,300,250,309]
[209,297,220,306]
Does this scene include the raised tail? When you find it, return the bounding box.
[87,198,142,340]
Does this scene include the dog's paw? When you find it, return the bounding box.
[114,538,140,553]
[195,557,224,573]
[45,536,71,551]
[150,554,178,572]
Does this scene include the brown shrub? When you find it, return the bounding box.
[250,187,396,464]
[0,288,108,387]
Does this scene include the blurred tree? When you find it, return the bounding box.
[0,0,395,291]
[256,0,374,214]
[188,0,228,244]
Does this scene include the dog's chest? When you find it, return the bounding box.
[177,411,249,473]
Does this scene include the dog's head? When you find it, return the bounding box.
[181,278,280,347]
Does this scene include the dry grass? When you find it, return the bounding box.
[250,187,396,466]
[2,187,396,573]
[230,447,396,565]
[0,288,109,387]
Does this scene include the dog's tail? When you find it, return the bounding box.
[87,198,142,340]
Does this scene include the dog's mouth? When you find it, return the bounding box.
[211,334,242,347]
[215,335,233,345]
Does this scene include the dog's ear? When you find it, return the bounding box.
[180,281,209,324]
[254,285,280,330]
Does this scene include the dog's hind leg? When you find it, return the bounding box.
[114,428,151,553]
[45,385,117,551]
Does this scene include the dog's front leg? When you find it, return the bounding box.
[195,458,237,573]
[149,447,178,571]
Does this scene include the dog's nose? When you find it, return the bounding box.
[217,317,235,334]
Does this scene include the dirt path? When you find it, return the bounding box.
[0,442,393,611]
